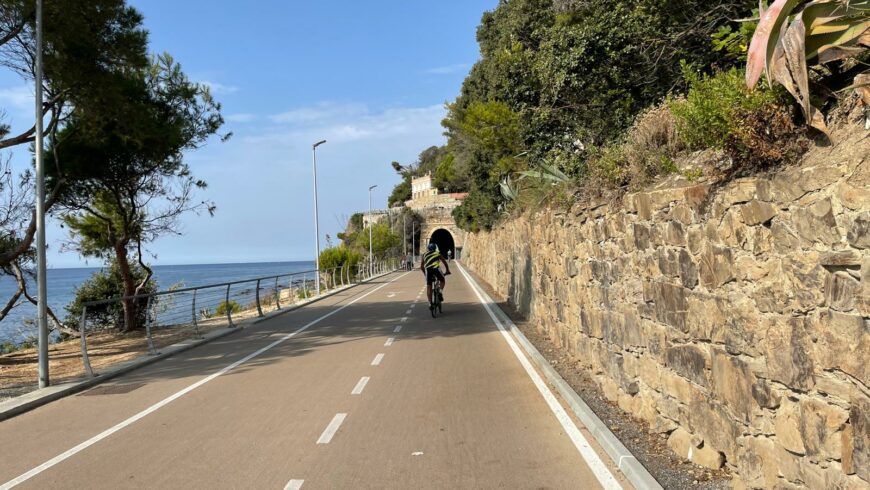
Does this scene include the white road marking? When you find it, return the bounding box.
[409,304,415,309]
[393,325,402,333]
[385,337,394,346]
[387,293,396,298]
[0,272,412,490]
[284,479,304,490]
[371,353,385,366]
[351,377,370,395]
[412,452,424,456]
[317,413,347,444]
[405,309,412,314]
[456,263,622,490]
[401,316,408,322]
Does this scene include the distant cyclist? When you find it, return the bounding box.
[421,243,450,310]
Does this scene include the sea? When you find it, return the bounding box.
[0,261,315,345]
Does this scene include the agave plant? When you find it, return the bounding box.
[746,0,870,130]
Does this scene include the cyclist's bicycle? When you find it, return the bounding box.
[429,270,450,318]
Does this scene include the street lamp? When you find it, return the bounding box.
[34,0,49,388]
[312,139,327,295]
[368,184,377,277]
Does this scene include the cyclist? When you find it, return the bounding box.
[421,243,450,310]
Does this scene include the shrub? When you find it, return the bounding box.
[215,300,241,316]
[669,67,805,169]
[65,260,157,331]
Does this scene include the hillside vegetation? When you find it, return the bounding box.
[387,0,870,232]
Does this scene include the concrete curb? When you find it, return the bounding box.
[0,271,397,422]
[459,263,662,490]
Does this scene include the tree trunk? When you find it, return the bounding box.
[114,243,138,333]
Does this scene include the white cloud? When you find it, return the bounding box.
[248,104,445,146]
[269,102,368,125]
[225,113,256,123]
[200,80,239,95]
[424,63,471,75]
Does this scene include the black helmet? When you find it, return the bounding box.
[427,243,437,252]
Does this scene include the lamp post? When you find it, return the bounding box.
[34,0,48,388]
[312,140,326,295]
[368,185,377,277]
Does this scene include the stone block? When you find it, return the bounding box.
[799,398,850,458]
[632,223,650,250]
[850,393,870,482]
[792,198,841,246]
[775,399,806,455]
[741,200,778,226]
[667,427,694,460]
[763,316,815,390]
[737,435,779,489]
[820,249,864,267]
[837,182,870,211]
[663,220,687,247]
[711,348,755,423]
[652,281,689,332]
[666,344,710,387]
[699,245,735,289]
[751,379,781,410]
[811,311,870,388]
[692,444,725,469]
[847,212,870,249]
[826,270,860,312]
[688,399,741,461]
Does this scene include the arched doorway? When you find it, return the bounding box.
[429,229,455,259]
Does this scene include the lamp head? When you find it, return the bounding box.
[313,140,327,149]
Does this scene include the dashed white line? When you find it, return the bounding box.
[317,413,347,444]
[401,316,408,322]
[405,309,412,314]
[351,377,370,395]
[393,325,402,333]
[371,353,385,366]
[0,272,412,490]
[284,479,304,490]
[385,337,394,346]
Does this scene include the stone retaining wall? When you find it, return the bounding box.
[463,128,870,489]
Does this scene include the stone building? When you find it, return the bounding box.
[405,174,467,259]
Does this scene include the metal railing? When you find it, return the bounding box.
[77,258,401,378]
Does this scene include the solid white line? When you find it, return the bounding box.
[317,413,347,444]
[371,353,385,366]
[455,263,622,490]
[351,376,370,395]
[393,325,402,333]
[0,273,411,490]
[284,479,304,490]
[385,337,394,346]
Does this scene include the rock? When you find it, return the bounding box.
[799,398,850,458]
[826,271,860,311]
[751,379,781,409]
[843,423,854,475]
[763,316,815,390]
[688,399,741,461]
[792,198,841,246]
[711,348,755,423]
[667,427,694,460]
[652,281,689,332]
[666,344,710,387]
[741,200,777,226]
[633,223,650,250]
[812,311,870,387]
[850,394,870,482]
[699,245,734,288]
[820,250,864,267]
[847,213,870,249]
[737,436,779,489]
[837,182,870,211]
[692,444,725,469]
[775,399,807,455]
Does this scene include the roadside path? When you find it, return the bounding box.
[0,267,629,489]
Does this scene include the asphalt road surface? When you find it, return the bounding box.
[0,264,630,489]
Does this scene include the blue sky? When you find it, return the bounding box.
[0,1,496,267]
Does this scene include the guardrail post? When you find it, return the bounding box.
[225,283,235,328]
[331,269,336,290]
[303,274,308,299]
[79,305,94,377]
[275,277,281,310]
[255,278,264,317]
[145,295,157,355]
[191,289,202,338]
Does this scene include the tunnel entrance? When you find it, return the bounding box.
[429,229,455,259]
